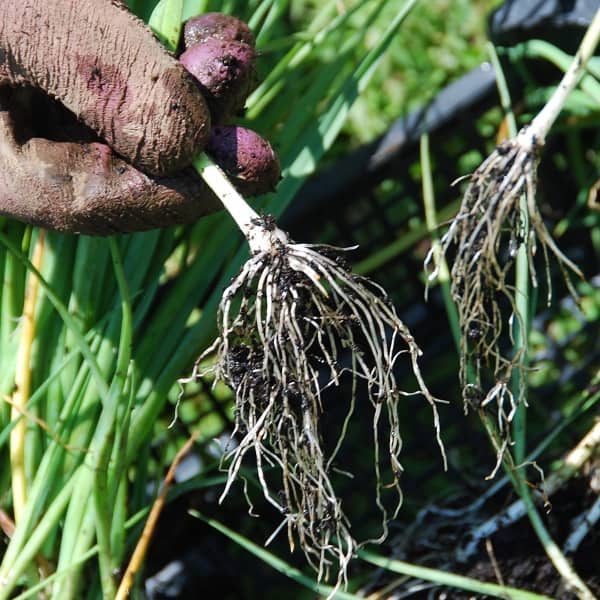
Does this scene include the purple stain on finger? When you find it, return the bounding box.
[76,55,132,122]
[207,125,280,196]
[1,0,211,175]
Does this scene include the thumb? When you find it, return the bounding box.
[0,0,210,175]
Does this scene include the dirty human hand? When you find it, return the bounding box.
[0,1,265,234]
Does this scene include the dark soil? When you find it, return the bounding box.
[142,470,600,599]
[453,481,600,599]
[381,473,600,599]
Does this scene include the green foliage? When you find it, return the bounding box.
[340,0,502,145]
[1,1,598,598]
[0,1,434,598]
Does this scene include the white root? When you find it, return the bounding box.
[185,213,446,590]
[425,10,600,433]
[187,154,446,589]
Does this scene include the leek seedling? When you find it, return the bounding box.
[182,155,446,587]
[426,10,600,433]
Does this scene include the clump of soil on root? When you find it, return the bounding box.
[190,235,446,588]
[427,135,582,441]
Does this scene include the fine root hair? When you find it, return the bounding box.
[189,235,446,589]
[426,131,582,436]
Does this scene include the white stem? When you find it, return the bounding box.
[193,154,288,254]
[518,9,600,149]
[194,155,259,235]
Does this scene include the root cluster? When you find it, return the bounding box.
[427,132,582,437]
[192,228,445,587]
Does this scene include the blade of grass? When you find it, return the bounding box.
[253,0,287,47]
[108,366,138,570]
[490,36,597,600]
[0,233,110,402]
[420,133,461,352]
[149,0,183,51]
[93,238,134,600]
[0,476,77,600]
[10,230,46,524]
[115,432,198,600]
[246,0,278,33]
[191,511,362,599]
[358,548,555,600]
[0,225,26,427]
